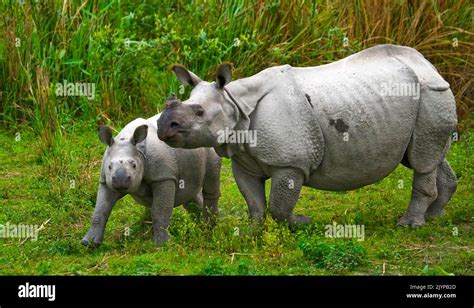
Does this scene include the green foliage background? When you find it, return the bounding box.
[1,0,472,133]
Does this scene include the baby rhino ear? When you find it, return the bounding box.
[98,126,114,146]
[131,124,148,145]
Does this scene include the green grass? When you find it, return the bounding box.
[0,124,472,275]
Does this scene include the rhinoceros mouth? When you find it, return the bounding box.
[165,137,185,148]
[168,130,188,139]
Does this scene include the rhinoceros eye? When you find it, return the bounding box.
[132,163,136,169]
[108,164,112,170]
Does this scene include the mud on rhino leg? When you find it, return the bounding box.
[398,169,438,227]
[425,159,457,218]
[232,160,266,222]
[269,168,310,226]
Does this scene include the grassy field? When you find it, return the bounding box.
[0,0,472,275]
[0,123,472,275]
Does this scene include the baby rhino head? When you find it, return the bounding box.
[99,124,148,193]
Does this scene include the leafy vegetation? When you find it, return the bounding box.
[0,0,472,275]
[299,240,367,272]
[1,0,472,132]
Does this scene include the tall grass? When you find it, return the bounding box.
[1,0,472,142]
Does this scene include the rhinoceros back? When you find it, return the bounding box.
[292,44,455,190]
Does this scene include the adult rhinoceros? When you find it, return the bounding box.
[157,44,458,228]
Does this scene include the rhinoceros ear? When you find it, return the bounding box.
[131,124,148,145]
[98,126,114,146]
[215,63,232,89]
[171,64,202,87]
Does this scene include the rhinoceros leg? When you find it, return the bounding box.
[397,169,438,227]
[82,183,124,247]
[191,191,204,206]
[202,156,221,226]
[397,86,456,227]
[269,168,310,226]
[404,89,456,174]
[232,160,267,222]
[183,192,203,220]
[151,180,176,246]
[425,159,457,218]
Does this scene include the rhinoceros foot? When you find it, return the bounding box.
[397,214,426,228]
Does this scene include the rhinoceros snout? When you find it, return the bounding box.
[157,119,180,141]
[111,170,131,191]
[157,127,176,141]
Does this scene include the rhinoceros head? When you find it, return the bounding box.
[157,64,238,149]
[99,125,147,193]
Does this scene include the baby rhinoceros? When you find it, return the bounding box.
[82,112,221,247]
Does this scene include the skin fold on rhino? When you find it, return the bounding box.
[82,111,221,247]
[157,44,458,228]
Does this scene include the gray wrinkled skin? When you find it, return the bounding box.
[82,114,221,247]
[157,44,458,228]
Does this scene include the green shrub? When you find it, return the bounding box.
[298,239,367,272]
[202,257,226,276]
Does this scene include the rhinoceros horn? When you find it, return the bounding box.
[165,93,181,109]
